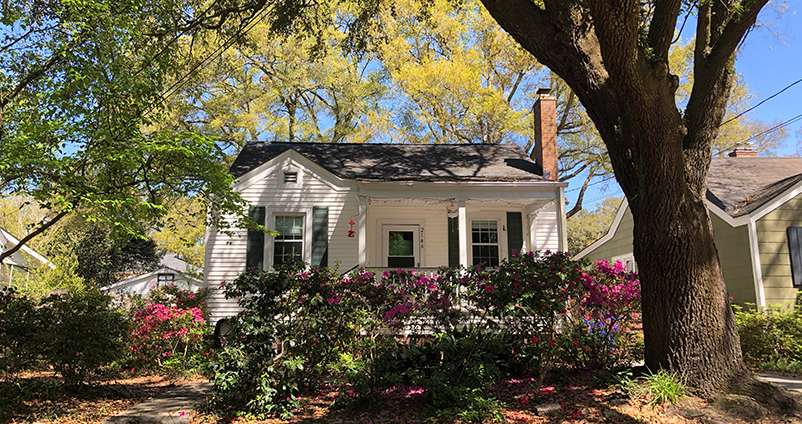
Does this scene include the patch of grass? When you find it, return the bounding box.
[622,369,687,407]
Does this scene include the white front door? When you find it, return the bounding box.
[383,225,420,268]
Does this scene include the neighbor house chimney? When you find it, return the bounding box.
[531,88,559,181]
[728,145,758,157]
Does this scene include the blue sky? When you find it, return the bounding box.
[566,1,802,209]
[737,0,802,156]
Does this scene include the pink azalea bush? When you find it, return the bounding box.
[560,260,642,369]
[129,285,210,373]
[208,255,641,420]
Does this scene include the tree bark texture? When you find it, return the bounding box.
[479,0,768,395]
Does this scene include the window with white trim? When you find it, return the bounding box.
[274,215,304,265]
[471,220,499,267]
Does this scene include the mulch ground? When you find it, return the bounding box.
[0,371,200,424]
[3,370,801,424]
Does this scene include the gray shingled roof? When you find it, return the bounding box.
[707,157,802,217]
[229,142,550,182]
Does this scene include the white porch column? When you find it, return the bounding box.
[558,187,568,252]
[358,196,368,266]
[458,199,469,267]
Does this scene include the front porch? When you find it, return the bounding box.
[356,193,567,270]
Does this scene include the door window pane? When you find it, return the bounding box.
[388,231,414,256]
[388,230,415,268]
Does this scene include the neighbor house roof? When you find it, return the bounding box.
[576,156,802,260]
[160,252,197,274]
[0,227,54,269]
[230,142,550,182]
[707,157,802,217]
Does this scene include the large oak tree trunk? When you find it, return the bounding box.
[477,0,772,396]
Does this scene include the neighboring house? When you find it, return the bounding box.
[104,253,202,296]
[203,91,569,324]
[576,150,802,308]
[1,226,54,284]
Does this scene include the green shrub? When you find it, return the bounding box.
[357,330,508,422]
[734,303,802,366]
[0,288,41,374]
[1,289,128,385]
[36,291,130,385]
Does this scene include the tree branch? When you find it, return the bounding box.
[647,0,682,59]
[566,169,595,218]
[706,0,768,70]
[0,210,69,264]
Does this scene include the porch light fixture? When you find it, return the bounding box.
[348,220,355,237]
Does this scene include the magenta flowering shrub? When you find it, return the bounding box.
[560,260,642,369]
[367,268,459,332]
[460,251,588,389]
[208,255,642,419]
[129,286,210,373]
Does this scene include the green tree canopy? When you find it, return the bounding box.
[0,0,247,262]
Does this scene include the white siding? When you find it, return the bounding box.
[529,202,560,252]
[367,206,450,268]
[204,161,358,324]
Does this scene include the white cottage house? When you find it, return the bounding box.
[203,92,568,324]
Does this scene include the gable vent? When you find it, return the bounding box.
[284,172,298,183]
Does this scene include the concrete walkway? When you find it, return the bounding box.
[102,381,213,424]
[757,373,802,393]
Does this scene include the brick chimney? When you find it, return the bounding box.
[531,88,559,181]
[728,147,758,157]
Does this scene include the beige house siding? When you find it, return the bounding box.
[582,208,635,263]
[709,213,755,305]
[756,193,802,306]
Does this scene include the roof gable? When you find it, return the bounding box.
[230,142,549,182]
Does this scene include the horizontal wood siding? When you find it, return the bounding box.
[531,203,560,252]
[757,194,802,306]
[204,166,357,325]
[582,208,635,263]
[709,213,755,305]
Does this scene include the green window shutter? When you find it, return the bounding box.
[246,206,266,270]
[788,227,802,287]
[506,212,523,257]
[448,217,459,268]
[312,206,329,267]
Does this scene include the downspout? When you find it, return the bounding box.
[747,219,767,308]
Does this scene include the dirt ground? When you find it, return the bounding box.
[2,371,801,424]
